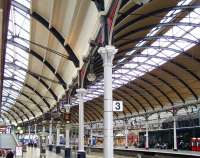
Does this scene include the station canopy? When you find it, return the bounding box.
[1,0,200,125]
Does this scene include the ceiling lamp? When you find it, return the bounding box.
[87,73,96,82]
[133,0,150,5]
[87,56,96,82]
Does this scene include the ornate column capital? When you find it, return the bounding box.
[76,88,87,100]
[98,45,118,66]
[76,88,87,95]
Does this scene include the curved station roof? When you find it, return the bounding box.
[1,0,200,126]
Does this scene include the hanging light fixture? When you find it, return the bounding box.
[87,56,96,82]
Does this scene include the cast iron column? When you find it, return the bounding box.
[42,123,45,133]
[145,117,149,150]
[98,45,117,158]
[125,122,128,148]
[56,122,61,154]
[77,88,87,158]
[49,120,53,151]
[173,113,177,151]
[34,124,37,147]
[34,124,37,136]
[65,124,71,158]
[28,125,31,144]
[90,126,93,146]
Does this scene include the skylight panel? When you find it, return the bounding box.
[113,73,122,78]
[90,91,102,95]
[121,75,132,81]
[177,0,193,6]
[147,27,160,37]
[188,27,200,40]
[141,48,157,55]
[175,40,192,50]
[15,0,30,8]
[15,61,27,69]
[171,26,186,37]
[122,63,138,69]
[132,56,147,63]
[4,82,11,87]
[4,70,12,77]
[140,64,154,71]
[118,58,126,63]
[15,72,25,80]
[183,31,198,41]
[136,41,146,47]
[126,50,136,55]
[157,50,178,58]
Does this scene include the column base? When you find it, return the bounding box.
[125,146,128,149]
[77,151,86,158]
[137,153,142,158]
[65,147,71,158]
[48,145,53,151]
[173,148,178,151]
[145,147,149,150]
[56,146,61,154]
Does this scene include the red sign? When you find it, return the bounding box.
[0,126,6,132]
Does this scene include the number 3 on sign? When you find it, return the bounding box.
[113,101,123,112]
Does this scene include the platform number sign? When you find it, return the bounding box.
[113,101,123,112]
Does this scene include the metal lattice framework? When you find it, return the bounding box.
[2,0,200,125]
[69,0,200,123]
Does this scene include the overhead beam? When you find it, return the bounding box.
[2,106,23,122]
[1,108,18,123]
[4,77,51,109]
[7,39,67,90]
[3,104,29,121]
[115,23,200,43]
[3,86,44,113]
[1,113,12,124]
[5,62,58,101]
[114,4,200,35]
[11,0,80,67]
[2,95,36,118]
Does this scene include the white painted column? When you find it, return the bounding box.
[157,113,161,130]
[173,115,177,150]
[65,124,71,148]
[125,123,128,148]
[98,45,117,158]
[76,88,87,152]
[7,126,11,134]
[28,126,31,143]
[90,127,93,146]
[34,124,37,136]
[145,118,149,149]
[56,123,61,146]
[43,125,45,133]
[49,120,53,145]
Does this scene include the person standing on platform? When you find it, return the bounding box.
[6,150,14,158]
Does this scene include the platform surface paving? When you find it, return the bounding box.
[22,147,135,158]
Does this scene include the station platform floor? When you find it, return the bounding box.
[22,147,134,158]
[19,146,200,158]
[91,146,200,157]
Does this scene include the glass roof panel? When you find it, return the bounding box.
[1,0,30,116]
